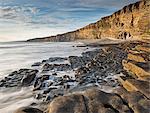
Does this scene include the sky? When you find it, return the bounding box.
[0,0,139,41]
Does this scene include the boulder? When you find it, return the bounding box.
[48,94,87,113]
[83,88,131,113]
[48,87,132,113]
[21,69,38,86]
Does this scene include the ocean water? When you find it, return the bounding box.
[0,41,92,113]
[0,41,90,78]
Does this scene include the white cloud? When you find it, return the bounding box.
[0,6,39,23]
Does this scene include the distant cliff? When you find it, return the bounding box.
[27,0,150,42]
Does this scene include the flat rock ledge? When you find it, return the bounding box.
[48,87,128,113]
[48,87,150,113]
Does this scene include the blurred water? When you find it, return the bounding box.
[0,41,92,113]
[0,41,89,79]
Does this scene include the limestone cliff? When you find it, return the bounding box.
[27,0,150,42]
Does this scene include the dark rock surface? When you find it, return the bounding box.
[0,69,38,87]
[48,86,150,113]
[14,107,43,113]
[48,94,87,113]
[48,57,67,62]
[48,87,133,113]
[42,63,71,72]
[21,70,38,86]
[31,62,42,67]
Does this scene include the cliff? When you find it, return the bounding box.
[27,0,150,42]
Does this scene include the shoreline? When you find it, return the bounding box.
[0,39,149,113]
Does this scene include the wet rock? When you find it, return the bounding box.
[45,95,51,101]
[40,75,50,81]
[42,63,53,71]
[8,71,18,76]
[82,49,102,59]
[30,102,37,106]
[0,79,6,83]
[31,62,42,67]
[0,82,4,87]
[14,107,43,113]
[48,57,67,62]
[33,73,71,93]
[52,73,57,76]
[43,87,58,94]
[21,69,38,86]
[33,82,42,91]
[54,64,71,71]
[42,63,71,72]
[45,89,64,101]
[35,93,43,100]
[68,56,86,69]
[54,77,63,82]
[0,69,38,88]
[40,88,65,101]
[75,67,90,78]
[63,83,70,90]
[62,75,70,80]
[42,60,47,63]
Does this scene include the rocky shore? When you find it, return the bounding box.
[0,39,149,113]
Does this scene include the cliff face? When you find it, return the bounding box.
[28,0,150,42]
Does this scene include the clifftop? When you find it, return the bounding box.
[27,0,150,42]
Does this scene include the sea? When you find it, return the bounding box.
[0,41,92,113]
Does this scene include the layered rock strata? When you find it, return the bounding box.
[27,0,150,42]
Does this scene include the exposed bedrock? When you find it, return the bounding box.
[27,0,150,42]
[48,87,134,113]
[0,69,38,87]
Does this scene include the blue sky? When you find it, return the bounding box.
[0,0,139,41]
